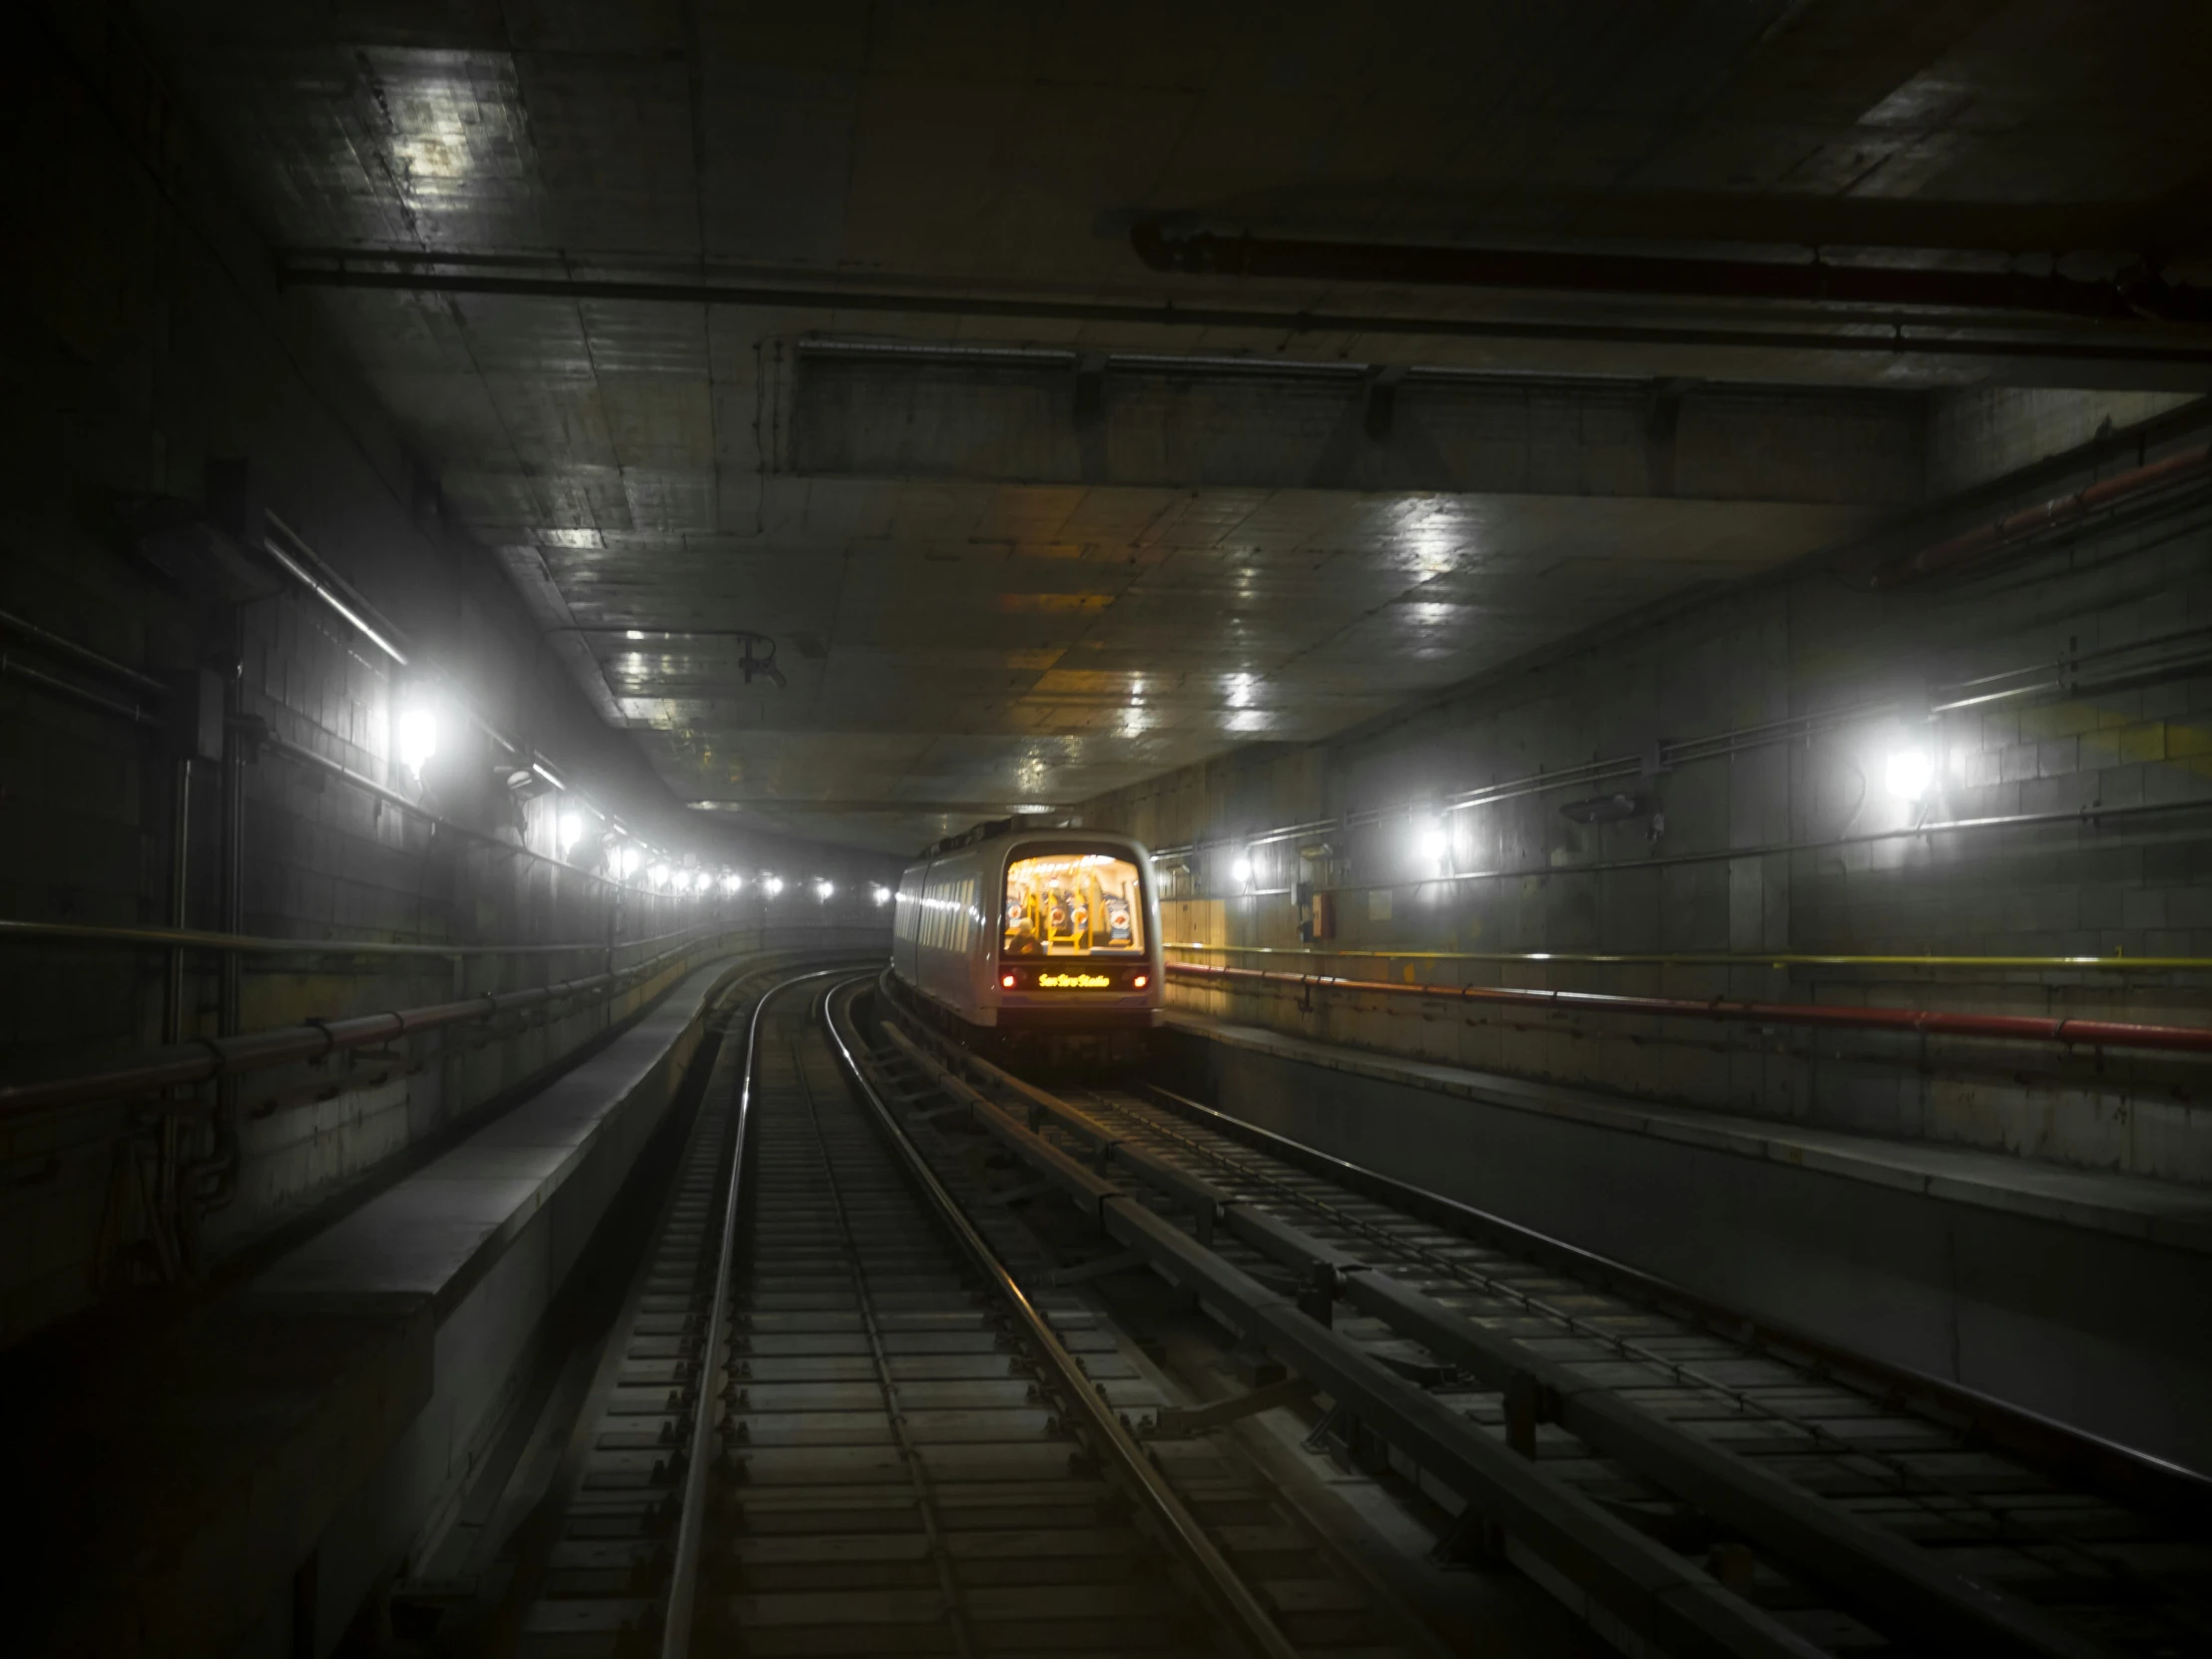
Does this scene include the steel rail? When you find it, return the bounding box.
[659,966,849,1659]
[890,1023,2124,1659]
[1164,942,2212,972]
[1168,960,2212,1055]
[872,1013,1831,1659]
[471,955,820,1657]
[1057,1086,2114,1659]
[1127,1082,2212,1524]
[0,934,732,1118]
[825,979,1303,1659]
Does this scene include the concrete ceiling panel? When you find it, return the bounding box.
[597,376,714,470]
[134,0,2212,850]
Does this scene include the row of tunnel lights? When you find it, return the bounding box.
[1215,744,1939,889]
[574,821,893,907]
[397,698,892,907]
[580,826,891,908]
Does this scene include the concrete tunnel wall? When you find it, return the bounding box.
[0,25,897,1347]
[1078,418,2212,1187]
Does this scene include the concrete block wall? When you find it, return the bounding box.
[0,16,893,1347]
[1928,388,2197,495]
[1083,443,2212,1187]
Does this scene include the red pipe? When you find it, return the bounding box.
[1130,223,2210,324]
[1167,962,2212,1056]
[0,939,715,1118]
[1873,440,2212,587]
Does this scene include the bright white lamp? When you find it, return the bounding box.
[1885,747,1935,803]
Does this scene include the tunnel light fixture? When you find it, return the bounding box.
[395,703,439,777]
[722,872,743,894]
[1884,746,1935,803]
[870,883,890,905]
[815,878,835,901]
[557,809,586,855]
[763,874,785,897]
[1229,851,1254,887]
[649,862,671,890]
[1415,817,1449,873]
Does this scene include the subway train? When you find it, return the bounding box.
[888,821,1165,1065]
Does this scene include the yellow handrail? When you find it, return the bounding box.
[1160,942,2212,971]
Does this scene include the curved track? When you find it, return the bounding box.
[436,959,2210,1659]
[863,994,2211,1659]
[463,965,1445,1659]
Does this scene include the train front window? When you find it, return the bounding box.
[1002,853,1145,958]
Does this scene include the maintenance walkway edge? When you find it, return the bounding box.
[10,951,792,1659]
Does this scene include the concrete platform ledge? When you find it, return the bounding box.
[8,952,777,1659]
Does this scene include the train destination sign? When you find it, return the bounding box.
[1037,972,1113,989]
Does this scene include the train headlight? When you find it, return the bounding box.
[1133,974,1148,988]
[1000,973,1016,989]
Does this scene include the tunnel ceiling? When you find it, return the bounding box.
[136,1,2212,853]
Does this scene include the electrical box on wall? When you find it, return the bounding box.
[1296,879,1335,942]
[166,666,227,762]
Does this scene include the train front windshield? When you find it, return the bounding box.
[1001,853,1146,959]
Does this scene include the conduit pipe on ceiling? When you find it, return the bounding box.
[0,931,733,1119]
[1872,441,2212,587]
[276,262,2212,368]
[1130,223,2211,324]
[1167,961,2212,1057]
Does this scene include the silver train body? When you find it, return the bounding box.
[889,825,1165,1064]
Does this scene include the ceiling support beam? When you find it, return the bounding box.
[273,260,2212,372]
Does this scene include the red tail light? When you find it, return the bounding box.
[1133,974,1148,988]
[1001,973,1016,989]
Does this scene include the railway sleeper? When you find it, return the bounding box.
[878,1014,2150,1659]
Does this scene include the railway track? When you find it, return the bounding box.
[467,965,1451,1659]
[428,960,2207,1659]
[860,987,2212,1659]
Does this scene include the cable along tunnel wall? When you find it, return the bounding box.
[1087,489,2212,1188]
